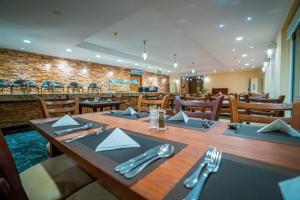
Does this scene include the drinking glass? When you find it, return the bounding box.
[149,109,159,129]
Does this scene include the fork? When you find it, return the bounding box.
[184,147,216,188]
[183,149,222,200]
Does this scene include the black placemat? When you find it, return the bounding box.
[76,128,186,185]
[103,112,149,120]
[223,125,300,147]
[165,117,216,132]
[165,153,300,200]
[35,117,107,136]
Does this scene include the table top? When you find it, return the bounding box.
[29,113,300,200]
[79,100,121,106]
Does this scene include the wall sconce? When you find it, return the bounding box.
[204,75,210,83]
[44,61,51,71]
[107,71,114,77]
[81,66,88,74]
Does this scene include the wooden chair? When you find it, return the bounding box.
[174,96,224,121]
[38,97,79,118]
[229,96,300,129]
[0,131,108,200]
[137,94,170,112]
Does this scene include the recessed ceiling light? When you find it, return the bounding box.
[117,59,122,62]
[134,63,139,66]
[95,55,101,58]
[242,54,248,58]
[245,63,250,66]
[235,36,243,41]
[218,24,225,28]
[247,16,252,21]
[66,48,72,52]
[250,46,254,49]
[21,47,25,50]
[167,70,171,73]
[23,40,31,44]
[238,60,241,63]
[148,66,152,69]
[232,48,236,52]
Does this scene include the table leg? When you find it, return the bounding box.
[116,104,120,110]
[93,107,98,112]
[48,143,62,157]
[99,107,103,112]
[79,105,83,114]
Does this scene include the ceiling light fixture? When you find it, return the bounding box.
[23,40,31,44]
[192,69,195,74]
[235,36,243,41]
[173,54,178,68]
[232,48,236,52]
[96,55,101,58]
[247,16,252,21]
[21,47,25,50]
[143,40,148,61]
[134,63,139,66]
[250,46,254,49]
[218,24,225,28]
[66,48,72,52]
[245,63,250,66]
[117,59,122,62]
[242,54,248,58]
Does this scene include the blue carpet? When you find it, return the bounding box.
[5,129,48,172]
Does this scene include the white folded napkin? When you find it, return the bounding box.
[95,128,140,152]
[121,107,137,115]
[279,176,300,200]
[169,111,189,123]
[257,119,300,138]
[51,115,80,127]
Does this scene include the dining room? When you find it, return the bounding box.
[0,0,300,200]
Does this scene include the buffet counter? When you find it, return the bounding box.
[0,92,167,128]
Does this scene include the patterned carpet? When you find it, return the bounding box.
[4,127,48,172]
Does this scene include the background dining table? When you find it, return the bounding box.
[79,100,121,113]
[29,113,300,200]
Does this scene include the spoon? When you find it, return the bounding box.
[124,144,175,179]
[54,122,93,135]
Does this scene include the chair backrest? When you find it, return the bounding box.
[229,96,300,129]
[137,94,170,112]
[38,97,79,118]
[250,95,285,103]
[184,95,208,101]
[0,131,28,200]
[174,96,224,120]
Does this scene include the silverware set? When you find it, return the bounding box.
[199,120,214,128]
[183,147,222,200]
[64,127,104,143]
[115,144,175,179]
[54,122,93,135]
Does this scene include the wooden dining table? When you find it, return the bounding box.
[29,113,300,200]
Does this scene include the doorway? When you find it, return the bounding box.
[130,75,142,92]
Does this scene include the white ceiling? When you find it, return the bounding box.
[0,0,291,75]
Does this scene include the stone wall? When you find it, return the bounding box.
[0,48,169,94]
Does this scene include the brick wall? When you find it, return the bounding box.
[0,48,169,93]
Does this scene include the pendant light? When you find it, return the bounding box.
[173,54,178,68]
[143,40,147,61]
